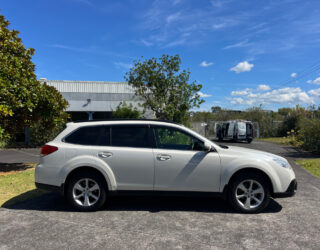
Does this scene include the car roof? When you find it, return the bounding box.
[68,119,182,127]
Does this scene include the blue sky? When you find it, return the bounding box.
[2,0,320,111]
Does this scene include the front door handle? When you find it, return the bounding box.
[157,154,171,161]
[98,152,113,158]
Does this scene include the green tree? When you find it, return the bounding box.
[112,102,141,119]
[211,106,221,114]
[0,13,68,142]
[125,54,204,125]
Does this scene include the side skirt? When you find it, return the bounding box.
[108,190,226,199]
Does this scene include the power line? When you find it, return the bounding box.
[274,60,320,89]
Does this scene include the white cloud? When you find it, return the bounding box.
[166,12,181,23]
[171,0,181,5]
[231,88,251,96]
[141,39,153,47]
[211,0,231,8]
[230,97,244,104]
[307,77,320,85]
[291,72,297,78]
[200,61,214,67]
[114,62,132,70]
[309,88,320,97]
[224,39,251,50]
[197,92,212,98]
[230,61,254,73]
[140,1,249,48]
[229,87,314,105]
[257,84,270,91]
[164,38,186,48]
[73,0,94,7]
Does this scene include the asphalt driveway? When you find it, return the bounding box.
[1,141,320,249]
[0,148,40,163]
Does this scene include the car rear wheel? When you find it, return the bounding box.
[66,171,107,211]
[228,173,270,213]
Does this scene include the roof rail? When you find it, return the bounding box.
[72,118,181,125]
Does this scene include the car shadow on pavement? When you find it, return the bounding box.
[2,191,283,214]
[211,139,251,144]
[0,163,34,172]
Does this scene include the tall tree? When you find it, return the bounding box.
[125,54,204,124]
[0,13,68,141]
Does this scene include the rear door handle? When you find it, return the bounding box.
[98,152,113,158]
[157,154,171,161]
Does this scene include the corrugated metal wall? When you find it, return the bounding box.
[41,80,135,93]
[39,79,154,118]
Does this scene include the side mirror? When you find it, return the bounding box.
[204,141,213,152]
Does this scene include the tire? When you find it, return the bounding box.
[247,138,253,143]
[228,173,270,213]
[66,171,107,212]
[218,137,223,141]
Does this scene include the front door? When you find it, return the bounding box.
[152,126,221,192]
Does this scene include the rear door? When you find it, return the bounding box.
[64,124,155,190]
[104,124,154,190]
[152,125,221,192]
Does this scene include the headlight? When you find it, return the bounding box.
[273,158,290,169]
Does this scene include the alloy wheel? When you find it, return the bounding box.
[72,178,101,207]
[235,179,265,210]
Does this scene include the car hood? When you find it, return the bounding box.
[222,145,286,161]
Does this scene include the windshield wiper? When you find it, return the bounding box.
[219,144,229,149]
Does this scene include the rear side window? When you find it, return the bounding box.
[111,126,150,148]
[64,126,110,146]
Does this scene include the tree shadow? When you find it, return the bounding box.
[2,191,283,214]
[0,163,34,173]
[279,146,320,159]
[174,152,207,184]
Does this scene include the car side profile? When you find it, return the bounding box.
[35,120,297,213]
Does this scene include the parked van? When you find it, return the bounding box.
[216,120,253,143]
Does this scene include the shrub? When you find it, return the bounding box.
[112,102,141,119]
[297,118,320,153]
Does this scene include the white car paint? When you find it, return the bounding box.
[35,120,296,195]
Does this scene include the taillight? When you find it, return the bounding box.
[41,145,58,156]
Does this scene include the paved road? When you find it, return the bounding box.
[0,148,40,163]
[1,141,320,249]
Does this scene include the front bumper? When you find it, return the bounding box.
[273,179,297,198]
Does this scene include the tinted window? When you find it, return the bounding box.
[65,126,110,146]
[154,127,204,151]
[111,126,150,148]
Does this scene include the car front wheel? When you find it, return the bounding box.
[228,173,270,213]
[66,171,107,211]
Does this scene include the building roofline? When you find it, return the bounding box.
[39,79,127,84]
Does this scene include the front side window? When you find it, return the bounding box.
[154,127,204,151]
[64,126,110,146]
[111,126,150,148]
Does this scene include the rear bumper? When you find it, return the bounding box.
[273,179,297,198]
[35,182,63,194]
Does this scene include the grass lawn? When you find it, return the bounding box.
[295,159,320,178]
[0,163,47,207]
[257,137,296,145]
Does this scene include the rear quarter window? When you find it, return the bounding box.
[64,126,110,146]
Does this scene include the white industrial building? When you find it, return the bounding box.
[40,79,154,120]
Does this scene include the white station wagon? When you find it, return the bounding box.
[35,120,297,213]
